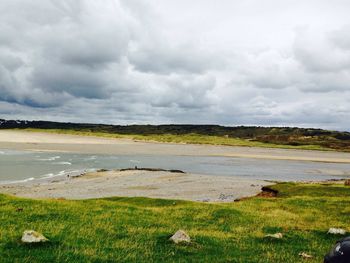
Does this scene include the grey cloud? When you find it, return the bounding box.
[0,0,135,104]
[149,75,216,109]
[0,0,349,130]
[329,25,350,50]
[229,27,350,94]
[0,52,23,71]
[31,63,110,99]
[294,28,350,73]
[129,44,220,75]
[242,50,299,90]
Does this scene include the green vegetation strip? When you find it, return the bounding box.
[1,183,349,262]
[21,128,329,151]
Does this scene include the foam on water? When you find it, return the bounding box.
[22,177,35,182]
[41,170,69,179]
[3,177,35,184]
[40,169,97,180]
[38,156,61,161]
[41,173,55,178]
[54,161,72,165]
[0,149,31,156]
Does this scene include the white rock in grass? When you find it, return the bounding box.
[21,230,49,243]
[327,228,346,235]
[169,230,191,244]
[299,252,313,259]
[264,233,283,239]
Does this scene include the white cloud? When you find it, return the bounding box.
[0,0,349,130]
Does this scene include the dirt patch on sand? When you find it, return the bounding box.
[257,186,279,198]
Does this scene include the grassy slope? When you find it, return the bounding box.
[1,183,349,262]
[22,128,329,151]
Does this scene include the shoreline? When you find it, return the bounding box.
[1,130,350,163]
[1,169,345,202]
[1,130,349,202]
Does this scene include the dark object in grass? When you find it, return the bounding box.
[324,236,350,263]
[119,167,185,173]
[257,186,278,197]
[16,208,23,212]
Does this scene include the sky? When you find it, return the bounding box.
[0,0,350,130]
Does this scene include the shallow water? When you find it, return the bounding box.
[0,149,350,183]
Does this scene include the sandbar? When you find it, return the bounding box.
[0,170,270,202]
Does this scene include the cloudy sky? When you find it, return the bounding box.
[0,0,350,130]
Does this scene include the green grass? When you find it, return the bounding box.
[20,128,329,151]
[1,183,349,262]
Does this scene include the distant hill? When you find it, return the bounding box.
[1,119,350,151]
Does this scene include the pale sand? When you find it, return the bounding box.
[1,130,350,163]
[0,170,270,202]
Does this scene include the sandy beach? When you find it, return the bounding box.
[1,130,350,163]
[0,130,349,202]
[0,169,270,202]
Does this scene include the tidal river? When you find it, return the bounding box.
[1,149,350,183]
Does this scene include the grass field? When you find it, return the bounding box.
[1,183,349,262]
[21,128,329,151]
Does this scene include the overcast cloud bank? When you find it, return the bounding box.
[0,0,349,130]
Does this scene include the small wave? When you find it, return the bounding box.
[43,170,67,179]
[130,159,141,163]
[41,170,68,179]
[38,156,61,161]
[107,156,119,160]
[57,170,67,176]
[41,169,89,179]
[42,173,55,178]
[22,177,35,182]
[4,177,35,184]
[54,162,72,165]
[0,150,28,156]
[84,156,97,161]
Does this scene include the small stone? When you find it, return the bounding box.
[264,233,283,239]
[21,230,49,243]
[328,228,346,235]
[299,252,313,259]
[169,230,191,244]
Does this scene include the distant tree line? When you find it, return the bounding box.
[1,119,349,150]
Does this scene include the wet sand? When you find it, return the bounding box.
[0,170,270,202]
[1,130,350,163]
